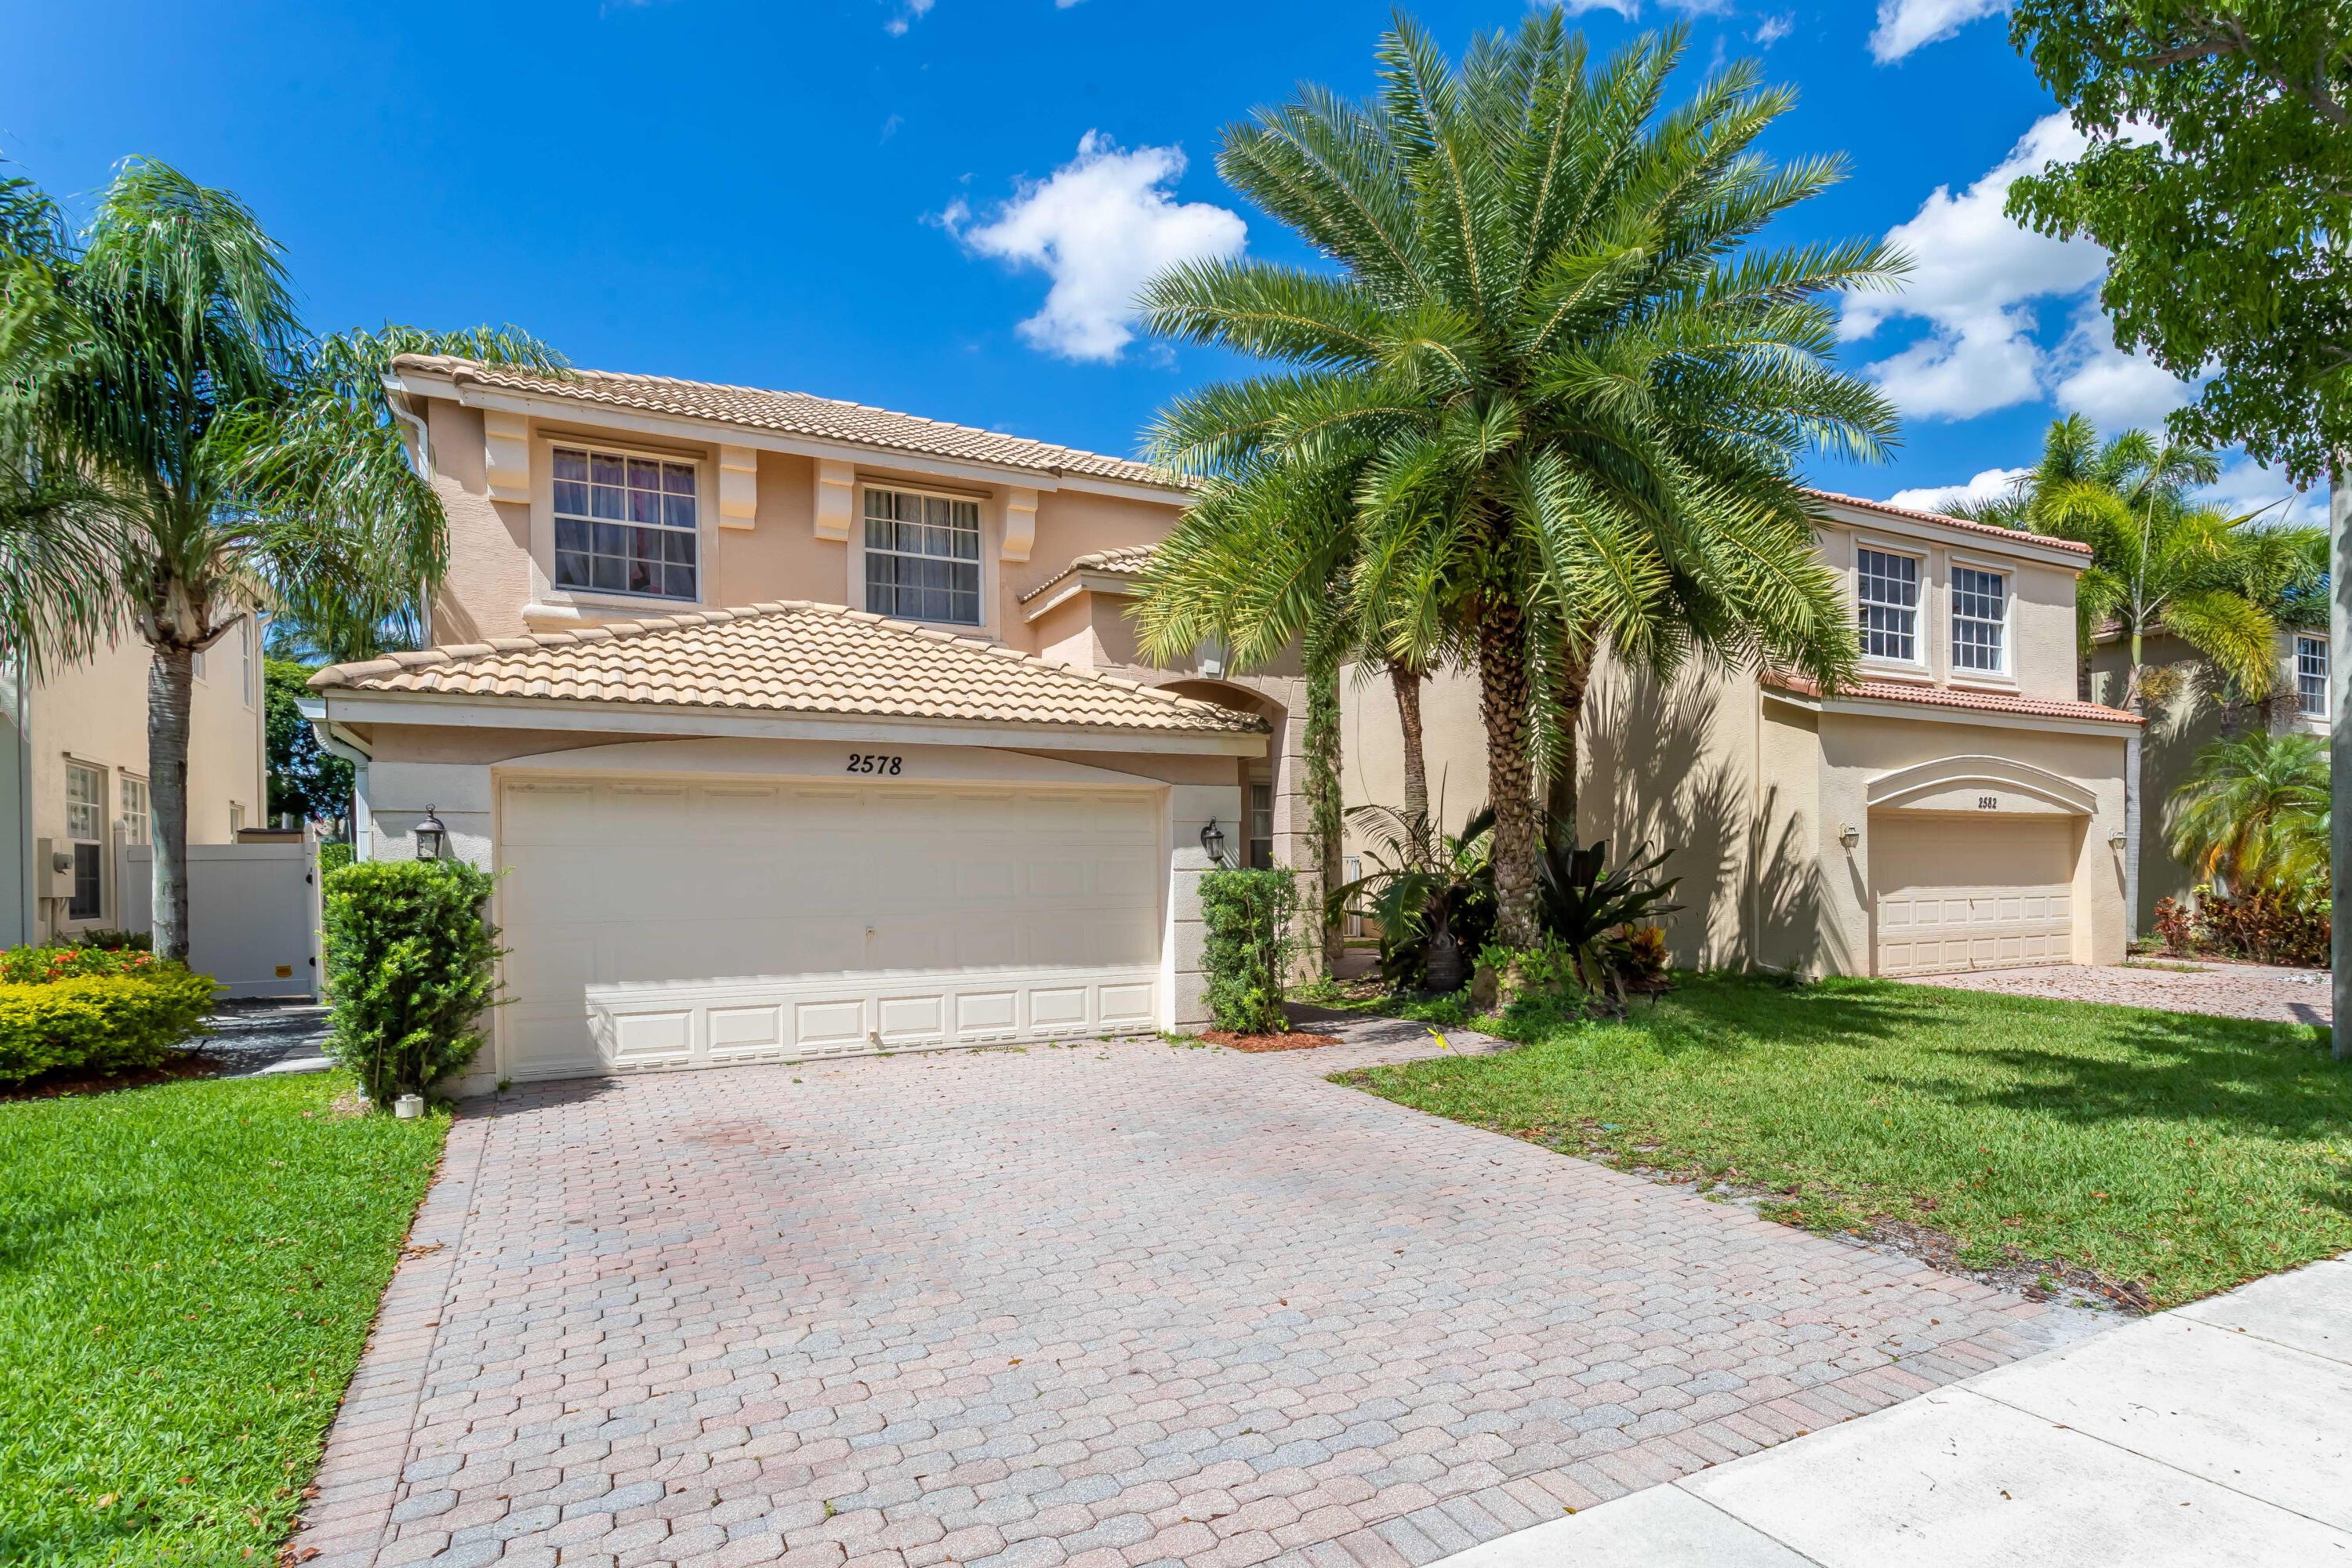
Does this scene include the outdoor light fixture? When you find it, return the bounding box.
[415,805,448,862]
[1200,819,1229,866]
[2109,827,2129,846]
[1838,822,1861,851]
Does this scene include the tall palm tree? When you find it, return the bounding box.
[0,159,561,958]
[2167,729,2328,898]
[1138,13,1897,949]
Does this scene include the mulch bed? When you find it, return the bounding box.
[0,1051,222,1103]
[1203,1030,1344,1053]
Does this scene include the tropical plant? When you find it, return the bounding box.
[1328,804,1497,993]
[322,858,502,1106]
[1137,13,1897,954]
[1198,866,1305,1034]
[0,158,562,960]
[1532,836,1682,1002]
[2166,728,2328,899]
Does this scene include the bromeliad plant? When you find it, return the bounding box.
[1534,837,1682,1004]
[1327,804,1497,994]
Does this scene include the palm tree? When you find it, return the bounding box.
[2167,729,2328,898]
[0,159,561,959]
[1138,13,1897,949]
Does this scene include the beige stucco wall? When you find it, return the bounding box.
[25,619,266,940]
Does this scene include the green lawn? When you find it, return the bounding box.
[1341,973,2352,1309]
[0,1071,446,1566]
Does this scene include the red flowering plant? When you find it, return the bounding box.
[0,943,164,985]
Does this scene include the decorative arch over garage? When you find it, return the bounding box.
[1864,754,2090,978]
[1866,753,2096,817]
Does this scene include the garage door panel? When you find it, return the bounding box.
[498,775,1165,1078]
[1871,813,2077,978]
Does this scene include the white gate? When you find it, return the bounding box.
[118,833,324,999]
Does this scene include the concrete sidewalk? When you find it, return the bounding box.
[1432,1254,2351,1567]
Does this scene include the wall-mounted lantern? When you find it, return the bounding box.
[1838,822,1862,851]
[1200,819,1229,867]
[414,805,448,862]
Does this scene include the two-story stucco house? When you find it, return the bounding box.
[0,619,269,946]
[307,358,2136,1094]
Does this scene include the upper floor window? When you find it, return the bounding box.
[552,445,699,601]
[865,487,981,626]
[1857,547,1918,662]
[2299,634,2328,717]
[1951,565,2007,673]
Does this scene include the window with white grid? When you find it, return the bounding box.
[120,776,149,846]
[551,445,699,600]
[1857,547,1919,662]
[1951,565,2007,673]
[65,761,103,920]
[2299,635,2328,717]
[864,487,981,625]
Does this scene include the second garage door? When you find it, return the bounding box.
[1871,814,2076,977]
[497,775,1164,1080]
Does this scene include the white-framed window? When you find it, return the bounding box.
[1951,564,2008,673]
[229,802,245,837]
[1248,782,1274,869]
[238,615,256,707]
[2299,634,2328,717]
[1857,546,1920,662]
[551,445,700,601]
[119,775,150,846]
[864,486,982,625]
[65,760,104,920]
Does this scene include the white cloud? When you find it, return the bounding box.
[2199,458,2330,528]
[1842,114,2103,420]
[946,132,1247,364]
[1753,13,1795,45]
[1885,466,2031,514]
[2048,307,2198,430]
[1868,0,2005,63]
[884,0,933,35]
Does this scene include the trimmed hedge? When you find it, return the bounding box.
[323,858,502,1106]
[0,968,217,1083]
[1200,867,1301,1035]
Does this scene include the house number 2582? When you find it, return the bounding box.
[848,753,903,775]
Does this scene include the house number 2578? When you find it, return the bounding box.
[848,753,903,775]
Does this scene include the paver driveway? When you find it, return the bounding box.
[292,1017,2096,1568]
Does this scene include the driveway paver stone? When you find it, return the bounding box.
[289,1015,2103,1568]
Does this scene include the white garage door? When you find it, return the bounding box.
[497,776,1163,1080]
[1871,814,2076,977]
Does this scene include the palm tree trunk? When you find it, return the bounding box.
[1305,639,1345,976]
[147,644,195,962]
[2125,641,2144,942]
[1541,648,1591,843]
[1477,596,1541,949]
[1389,660,1429,822]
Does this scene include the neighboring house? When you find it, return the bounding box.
[1577,494,2138,979]
[2088,621,2327,925]
[307,357,2133,1092]
[0,618,269,946]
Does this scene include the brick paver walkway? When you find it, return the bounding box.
[1910,960,2332,1027]
[290,1016,2096,1568]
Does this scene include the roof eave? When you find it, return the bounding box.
[314,686,1269,756]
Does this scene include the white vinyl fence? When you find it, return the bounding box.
[118,833,324,999]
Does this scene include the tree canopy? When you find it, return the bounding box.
[2005,0,2352,483]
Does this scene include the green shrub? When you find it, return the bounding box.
[0,968,216,1083]
[70,927,153,952]
[0,943,171,985]
[322,859,502,1106]
[1200,867,1301,1035]
[318,840,354,877]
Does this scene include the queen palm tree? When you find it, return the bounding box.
[1138,13,1897,949]
[2167,729,2328,898]
[0,159,561,959]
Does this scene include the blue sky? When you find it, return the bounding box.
[0,0,2320,521]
